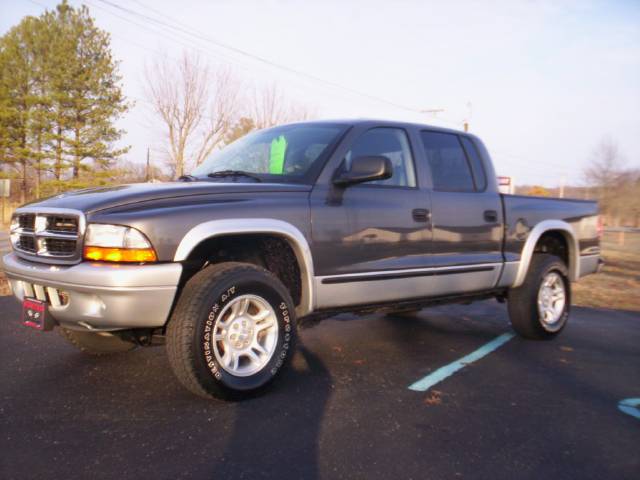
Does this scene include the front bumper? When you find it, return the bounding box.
[3,252,182,331]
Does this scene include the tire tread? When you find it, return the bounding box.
[508,253,569,340]
[166,262,294,400]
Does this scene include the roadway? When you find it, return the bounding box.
[0,295,638,479]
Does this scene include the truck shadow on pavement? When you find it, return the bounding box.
[3,326,334,479]
[3,296,638,479]
[208,345,332,479]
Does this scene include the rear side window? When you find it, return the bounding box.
[460,136,487,191]
[420,131,475,192]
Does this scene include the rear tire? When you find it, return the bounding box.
[508,254,570,340]
[58,328,137,355]
[166,262,297,400]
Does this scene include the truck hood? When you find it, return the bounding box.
[23,181,312,213]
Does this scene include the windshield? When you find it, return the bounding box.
[192,123,347,183]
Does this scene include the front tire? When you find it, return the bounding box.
[166,262,297,400]
[508,254,570,340]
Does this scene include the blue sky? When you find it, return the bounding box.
[2,0,639,187]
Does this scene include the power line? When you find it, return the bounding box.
[95,0,423,114]
[82,0,425,116]
[24,0,468,133]
[19,0,571,180]
[81,0,241,66]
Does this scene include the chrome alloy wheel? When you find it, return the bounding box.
[537,272,566,325]
[212,294,279,377]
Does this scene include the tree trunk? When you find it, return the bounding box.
[21,160,27,204]
[73,124,81,179]
[20,130,27,204]
[55,126,63,191]
[35,134,41,199]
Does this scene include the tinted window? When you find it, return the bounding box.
[420,131,474,192]
[345,128,416,187]
[460,136,487,191]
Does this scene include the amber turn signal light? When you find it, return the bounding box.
[83,246,157,263]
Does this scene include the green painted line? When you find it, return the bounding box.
[618,398,640,420]
[408,332,515,392]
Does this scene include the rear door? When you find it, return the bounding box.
[418,130,503,288]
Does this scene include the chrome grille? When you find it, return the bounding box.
[18,235,37,253]
[47,216,78,233]
[19,214,35,230]
[10,208,85,264]
[44,238,77,256]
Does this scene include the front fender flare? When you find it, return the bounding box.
[173,219,315,317]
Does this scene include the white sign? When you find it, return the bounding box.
[497,176,514,195]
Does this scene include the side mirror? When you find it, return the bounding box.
[333,155,392,187]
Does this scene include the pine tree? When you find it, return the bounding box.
[43,2,129,179]
[0,16,43,203]
[0,1,130,200]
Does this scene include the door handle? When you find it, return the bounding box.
[484,210,498,223]
[412,208,430,223]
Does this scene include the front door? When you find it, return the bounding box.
[310,126,432,309]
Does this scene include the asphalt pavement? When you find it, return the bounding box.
[1,295,638,480]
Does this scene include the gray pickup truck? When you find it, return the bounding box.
[4,120,602,399]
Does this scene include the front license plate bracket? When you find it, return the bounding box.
[22,297,54,331]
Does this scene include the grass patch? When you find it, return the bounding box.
[0,270,11,297]
[573,232,640,312]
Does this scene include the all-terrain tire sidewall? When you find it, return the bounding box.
[508,254,571,340]
[194,269,295,395]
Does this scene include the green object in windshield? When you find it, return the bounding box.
[269,135,287,174]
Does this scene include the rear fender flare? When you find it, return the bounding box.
[513,220,579,288]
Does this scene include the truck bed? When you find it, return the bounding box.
[501,194,600,262]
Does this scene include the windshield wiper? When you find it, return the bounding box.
[207,170,262,182]
[177,174,199,182]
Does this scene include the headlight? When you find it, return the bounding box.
[83,224,157,263]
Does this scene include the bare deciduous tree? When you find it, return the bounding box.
[584,137,625,190]
[583,137,640,227]
[251,84,314,130]
[145,52,241,177]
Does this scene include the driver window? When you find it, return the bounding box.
[345,128,416,187]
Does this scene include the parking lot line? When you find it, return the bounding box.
[408,332,515,392]
[618,398,640,420]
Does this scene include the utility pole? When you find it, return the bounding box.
[146,147,151,182]
[463,101,472,132]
